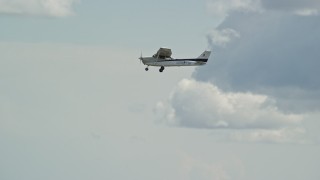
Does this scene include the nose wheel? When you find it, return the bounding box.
[159,66,165,72]
[145,67,149,71]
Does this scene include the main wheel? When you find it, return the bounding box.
[159,66,164,72]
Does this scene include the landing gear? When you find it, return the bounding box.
[144,66,165,72]
[159,66,165,72]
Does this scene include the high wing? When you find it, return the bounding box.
[153,47,172,59]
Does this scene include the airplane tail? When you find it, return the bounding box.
[197,51,211,59]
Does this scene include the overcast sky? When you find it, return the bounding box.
[1,1,320,180]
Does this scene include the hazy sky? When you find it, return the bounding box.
[1,1,320,180]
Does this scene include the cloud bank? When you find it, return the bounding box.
[155,79,302,129]
[194,13,320,113]
[0,0,79,17]
[155,79,306,143]
[197,3,320,113]
[155,0,320,144]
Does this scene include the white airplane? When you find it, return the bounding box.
[139,47,211,72]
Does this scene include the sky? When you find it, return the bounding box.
[1,0,320,180]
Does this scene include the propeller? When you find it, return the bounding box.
[139,52,143,64]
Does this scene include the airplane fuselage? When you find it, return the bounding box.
[141,57,208,67]
[139,49,211,72]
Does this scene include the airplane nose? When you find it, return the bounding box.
[139,56,144,64]
[139,52,143,61]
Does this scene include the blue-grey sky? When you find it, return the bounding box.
[0,0,214,52]
[1,1,320,180]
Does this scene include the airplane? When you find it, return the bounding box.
[139,47,211,72]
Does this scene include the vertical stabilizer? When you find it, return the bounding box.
[197,51,211,59]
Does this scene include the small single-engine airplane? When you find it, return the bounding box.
[139,47,211,72]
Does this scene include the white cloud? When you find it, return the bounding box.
[0,0,79,17]
[155,79,308,143]
[207,28,240,47]
[156,79,303,130]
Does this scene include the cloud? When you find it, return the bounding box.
[179,1,320,144]
[295,8,318,16]
[196,11,320,113]
[206,0,262,19]
[155,79,303,130]
[207,28,240,47]
[0,0,79,17]
[228,127,307,144]
[260,0,320,16]
[206,0,320,17]
[154,0,320,144]
[155,79,310,143]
